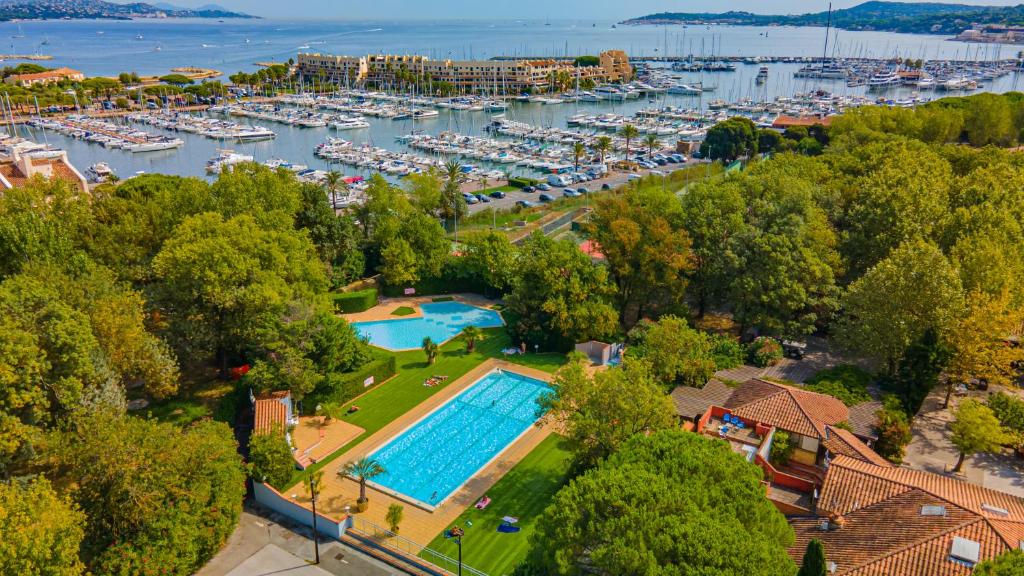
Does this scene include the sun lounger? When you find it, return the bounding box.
[501,516,519,524]
[475,496,491,510]
[497,524,521,533]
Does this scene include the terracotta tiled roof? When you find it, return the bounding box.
[823,426,892,468]
[253,398,286,434]
[789,455,1024,576]
[724,379,849,439]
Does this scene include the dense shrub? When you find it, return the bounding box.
[711,334,745,370]
[248,427,295,488]
[804,365,873,406]
[748,336,783,367]
[873,396,913,463]
[306,352,397,409]
[508,176,540,189]
[332,288,378,313]
[769,430,794,465]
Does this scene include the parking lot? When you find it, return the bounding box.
[465,154,692,215]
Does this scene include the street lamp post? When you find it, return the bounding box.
[309,475,321,564]
[449,526,465,576]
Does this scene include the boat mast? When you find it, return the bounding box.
[822,2,832,70]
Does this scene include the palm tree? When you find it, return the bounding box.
[619,124,639,161]
[340,456,386,507]
[461,325,483,353]
[423,336,439,364]
[595,136,613,168]
[572,141,586,172]
[644,134,661,159]
[324,170,345,208]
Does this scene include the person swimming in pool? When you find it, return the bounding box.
[431,491,437,502]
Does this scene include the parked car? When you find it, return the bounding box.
[522,185,536,193]
[536,183,551,191]
[563,189,580,198]
[601,183,612,190]
[489,190,506,199]
[464,195,479,204]
[577,187,589,194]
[476,194,491,203]
[627,174,642,181]
[539,193,554,202]
[516,199,536,208]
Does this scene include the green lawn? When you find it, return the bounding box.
[422,434,574,576]
[285,328,566,488]
[390,306,416,316]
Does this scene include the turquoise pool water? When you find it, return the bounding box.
[352,301,504,351]
[367,369,549,507]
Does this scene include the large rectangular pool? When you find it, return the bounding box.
[366,369,549,508]
[352,301,504,351]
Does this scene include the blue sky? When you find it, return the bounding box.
[166,1,1024,20]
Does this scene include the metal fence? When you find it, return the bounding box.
[347,516,489,576]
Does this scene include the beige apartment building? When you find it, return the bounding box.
[296,50,632,93]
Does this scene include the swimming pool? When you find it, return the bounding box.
[366,369,549,508]
[352,301,504,351]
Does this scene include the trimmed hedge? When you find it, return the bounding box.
[508,176,540,189]
[306,352,397,410]
[332,288,378,313]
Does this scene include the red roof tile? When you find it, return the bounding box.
[254,398,286,434]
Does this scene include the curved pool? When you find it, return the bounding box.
[352,301,504,351]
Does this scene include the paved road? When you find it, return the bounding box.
[903,387,1024,498]
[198,504,402,576]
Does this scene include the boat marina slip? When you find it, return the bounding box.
[4,18,1024,182]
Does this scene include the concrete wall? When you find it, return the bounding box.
[252,481,348,539]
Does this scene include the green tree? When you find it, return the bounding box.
[0,477,85,575]
[797,539,828,576]
[51,413,245,575]
[987,392,1024,440]
[294,182,364,287]
[248,427,295,488]
[975,550,1024,576]
[379,237,419,287]
[323,170,345,209]
[950,399,1013,473]
[461,325,482,353]
[159,73,193,86]
[459,230,518,295]
[757,128,785,154]
[836,239,963,374]
[152,212,327,377]
[422,336,439,364]
[441,159,468,229]
[700,116,758,161]
[505,233,618,350]
[526,430,795,576]
[538,356,675,469]
[946,290,1024,395]
[770,430,794,464]
[572,141,586,172]
[627,315,716,390]
[340,456,386,507]
[679,179,746,316]
[873,397,914,463]
[386,503,404,533]
[888,328,951,415]
[586,185,694,326]
[594,135,612,166]
[643,133,661,158]
[618,124,640,159]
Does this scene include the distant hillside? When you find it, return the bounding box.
[624,1,1024,34]
[0,0,256,21]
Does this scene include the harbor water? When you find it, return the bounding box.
[4,18,1023,179]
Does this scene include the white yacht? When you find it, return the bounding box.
[87,162,115,183]
[594,85,625,101]
[206,150,254,173]
[331,117,371,130]
[867,69,902,89]
[233,126,276,141]
[412,108,439,119]
[667,83,702,95]
[755,66,769,85]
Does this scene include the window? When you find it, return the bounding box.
[950,537,981,567]
[921,505,947,516]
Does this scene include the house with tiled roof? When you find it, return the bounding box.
[789,455,1024,575]
[674,378,890,514]
[4,67,84,87]
[0,146,88,193]
[252,389,300,458]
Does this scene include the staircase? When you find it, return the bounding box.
[779,461,826,485]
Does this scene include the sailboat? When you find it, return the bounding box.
[11,24,24,39]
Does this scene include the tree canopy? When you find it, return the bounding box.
[523,429,796,576]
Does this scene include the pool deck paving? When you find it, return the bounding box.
[292,416,365,466]
[285,358,554,547]
[341,293,500,324]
